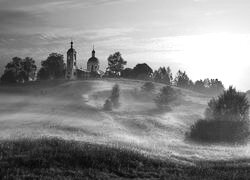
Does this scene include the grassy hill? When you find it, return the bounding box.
[0,79,250,179]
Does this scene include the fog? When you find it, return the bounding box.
[1,80,250,164]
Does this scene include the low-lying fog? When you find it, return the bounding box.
[1,80,250,164]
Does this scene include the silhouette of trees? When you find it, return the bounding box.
[155,86,180,110]
[22,57,37,81]
[141,82,155,92]
[121,68,134,78]
[132,63,153,80]
[189,86,250,144]
[110,84,120,108]
[1,57,37,83]
[153,67,173,85]
[193,78,224,95]
[103,84,120,111]
[106,52,127,77]
[174,70,192,88]
[37,53,65,80]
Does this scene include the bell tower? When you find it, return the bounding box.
[66,41,77,80]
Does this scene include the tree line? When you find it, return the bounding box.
[0,51,224,94]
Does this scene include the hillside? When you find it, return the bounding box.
[0,79,249,165]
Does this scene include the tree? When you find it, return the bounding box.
[141,82,155,92]
[205,86,249,122]
[121,68,134,78]
[106,52,127,77]
[132,63,153,80]
[154,86,179,110]
[193,78,224,95]
[189,86,250,144]
[174,70,192,88]
[153,66,172,85]
[22,57,37,81]
[37,53,65,80]
[1,57,37,83]
[110,84,120,108]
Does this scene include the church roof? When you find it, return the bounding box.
[87,47,99,64]
[88,56,99,64]
[67,41,76,54]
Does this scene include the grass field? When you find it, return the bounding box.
[1,137,250,179]
[0,79,250,179]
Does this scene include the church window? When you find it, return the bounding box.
[74,62,76,66]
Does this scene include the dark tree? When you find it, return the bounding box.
[22,57,37,81]
[193,78,224,95]
[106,52,127,77]
[205,86,249,122]
[0,70,16,83]
[141,82,155,92]
[154,86,179,110]
[189,86,250,144]
[37,68,49,80]
[153,67,172,85]
[132,63,153,80]
[110,84,120,108]
[121,68,134,78]
[174,70,192,88]
[1,57,37,83]
[37,53,65,80]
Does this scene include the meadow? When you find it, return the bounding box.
[0,79,250,179]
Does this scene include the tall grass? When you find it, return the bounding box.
[1,138,250,179]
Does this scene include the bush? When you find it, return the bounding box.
[110,84,120,108]
[189,86,250,144]
[154,86,179,110]
[103,99,112,111]
[141,82,155,92]
[205,86,250,122]
[189,119,249,144]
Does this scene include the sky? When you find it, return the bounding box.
[1,0,250,90]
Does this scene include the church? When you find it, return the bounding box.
[65,41,104,80]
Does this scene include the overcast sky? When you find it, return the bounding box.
[1,0,250,90]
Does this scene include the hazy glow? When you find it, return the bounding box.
[161,33,250,90]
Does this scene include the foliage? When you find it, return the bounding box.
[1,57,37,83]
[103,99,112,111]
[141,82,155,92]
[189,86,250,144]
[132,63,153,80]
[110,84,120,108]
[154,86,179,109]
[106,52,127,77]
[189,119,249,144]
[37,53,65,80]
[153,66,173,85]
[205,86,249,122]
[121,68,134,78]
[193,78,224,95]
[174,70,192,88]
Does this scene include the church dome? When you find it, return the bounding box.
[87,49,99,64]
[67,41,76,54]
[88,56,99,64]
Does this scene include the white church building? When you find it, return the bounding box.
[65,41,104,80]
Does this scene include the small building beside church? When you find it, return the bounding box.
[65,41,104,80]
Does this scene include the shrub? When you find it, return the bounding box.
[189,119,249,144]
[110,84,120,108]
[205,86,250,122]
[189,86,250,144]
[103,99,112,111]
[141,82,155,92]
[154,86,179,110]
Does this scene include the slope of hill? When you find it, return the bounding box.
[0,79,250,165]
